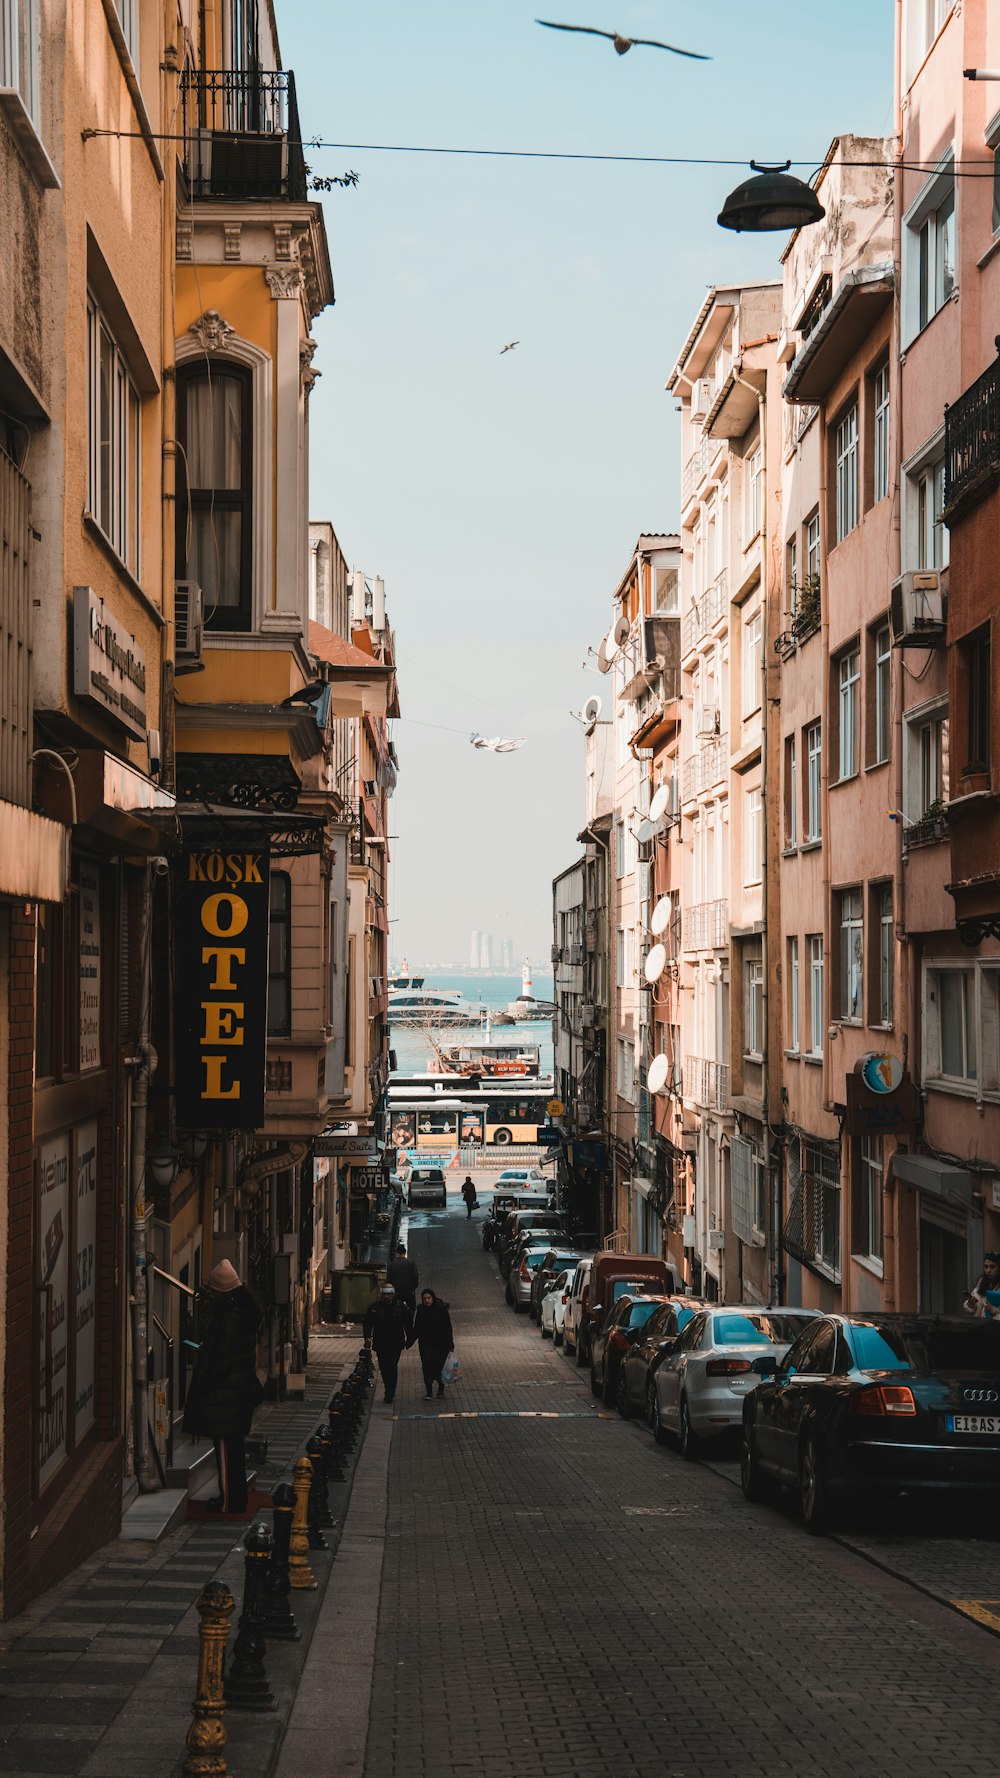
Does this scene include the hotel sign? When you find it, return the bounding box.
[72,587,148,740]
[175,849,271,1129]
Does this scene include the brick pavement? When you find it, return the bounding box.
[359,1194,1000,1778]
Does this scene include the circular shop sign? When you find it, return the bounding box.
[861,1053,903,1095]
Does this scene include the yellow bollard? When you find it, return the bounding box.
[288,1456,318,1590]
[183,1580,235,1778]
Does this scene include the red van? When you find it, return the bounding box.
[574,1252,676,1366]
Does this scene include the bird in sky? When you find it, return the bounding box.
[471,734,527,753]
[499,340,520,354]
[535,19,711,59]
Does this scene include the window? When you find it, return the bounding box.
[744,785,762,886]
[837,888,863,1022]
[808,936,824,1055]
[875,882,894,1027]
[742,608,762,717]
[928,967,977,1082]
[0,0,38,121]
[917,179,955,330]
[837,646,860,781]
[801,1141,841,1276]
[615,928,625,988]
[835,404,859,543]
[805,721,822,841]
[916,458,949,570]
[965,625,992,773]
[177,361,253,630]
[788,936,800,1053]
[920,713,946,810]
[617,1037,635,1101]
[615,818,625,878]
[857,1135,883,1264]
[787,536,798,616]
[873,362,890,503]
[268,872,291,1036]
[87,295,141,577]
[806,511,821,587]
[784,735,798,847]
[872,623,891,766]
[744,957,764,1059]
[113,0,139,61]
[654,566,679,613]
[745,442,762,542]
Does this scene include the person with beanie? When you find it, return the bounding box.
[387,1242,419,1309]
[363,1282,414,1403]
[183,1259,263,1514]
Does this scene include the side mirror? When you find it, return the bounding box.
[657,1337,678,1356]
[752,1354,778,1376]
[777,1362,796,1382]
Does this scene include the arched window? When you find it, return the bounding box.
[176,361,253,630]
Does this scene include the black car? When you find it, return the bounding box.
[617,1298,708,1420]
[590,1294,673,1407]
[741,1312,1000,1533]
[498,1213,565,1278]
[528,1247,582,1322]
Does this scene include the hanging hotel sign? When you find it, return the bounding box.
[175,848,271,1129]
[313,1134,380,1158]
[72,587,148,740]
[844,1054,917,1139]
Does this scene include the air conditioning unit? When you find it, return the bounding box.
[707,1228,725,1252]
[174,581,204,670]
[581,1003,598,1029]
[692,379,712,420]
[697,702,719,738]
[890,570,945,648]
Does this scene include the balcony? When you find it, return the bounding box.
[681,735,728,803]
[181,70,308,203]
[682,898,729,951]
[945,350,1000,519]
[684,1055,730,1112]
[681,570,727,659]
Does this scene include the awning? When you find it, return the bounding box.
[890,1152,974,1211]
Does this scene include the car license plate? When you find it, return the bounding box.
[947,1413,1000,1434]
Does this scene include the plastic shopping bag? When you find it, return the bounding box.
[440,1353,461,1386]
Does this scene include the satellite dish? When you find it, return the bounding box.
[613,612,630,647]
[644,943,667,984]
[649,782,671,824]
[647,1053,670,1095]
[650,895,672,936]
[636,819,655,846]
[582,694,602,730]
[596,637,613,673]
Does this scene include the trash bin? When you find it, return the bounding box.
[327,1266,384,1321]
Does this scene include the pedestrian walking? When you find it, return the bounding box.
[966,1251,1000,1318]
[410,1288,455,1400]
[387,1242,419,1308]
[461,1175,478,1219]
[363,1283,414,1403]
[183,1258,263,1514]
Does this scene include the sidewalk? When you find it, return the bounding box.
[0,1326,365,1778]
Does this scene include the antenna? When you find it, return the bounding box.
[644,943,667,985]
[650,895,672,936]
[649,782,671,824]
[647,1052,670,1095]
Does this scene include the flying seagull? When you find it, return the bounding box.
[470,733,526,753]
[535,19,711,59]
[500,340,520,354]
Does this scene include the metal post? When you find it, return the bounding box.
[183,1581,234,1778]
[263,1484,300,1641]
[288,1457,317,1589]
[305,1435,331,1541]
[129,862,159,1492]
[224,1524,276,1712]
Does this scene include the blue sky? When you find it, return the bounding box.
[281,1,895,965]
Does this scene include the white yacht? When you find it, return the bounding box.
[387,986,488,1028]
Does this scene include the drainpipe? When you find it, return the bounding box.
[129,862,159,1491]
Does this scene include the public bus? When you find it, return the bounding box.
[388,1080,553,1149]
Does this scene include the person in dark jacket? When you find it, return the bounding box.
[363,1284,414,1403]
[461,1176,478,1219]
[410,1289,455,1400]
[386,1243,419,1308]
[183,1259,262,1513]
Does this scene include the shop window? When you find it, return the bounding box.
[176,361,253,630]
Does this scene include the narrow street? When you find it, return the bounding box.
[355,1194,1000,1778]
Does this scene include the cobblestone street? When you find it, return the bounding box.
[357,1195,1000,1778]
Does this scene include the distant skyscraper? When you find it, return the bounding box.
[481,933,494,971]
[469,930,481,969]
[501,937,514,972]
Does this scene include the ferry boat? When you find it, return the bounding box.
[387,986,488,1027]
[389,958,425,992]
[428,1036,543,1079]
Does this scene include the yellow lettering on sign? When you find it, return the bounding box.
[202,1056,240,1099]
[201,1002,245,1045]
[200,893,249,937]
[201,946,246,991]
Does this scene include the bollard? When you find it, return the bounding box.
[263,1484,300,1642]
[183,1581,235,1778]
[326,1409,347,1481]
[224,1523,276,1713]
[288,1456,318,1589]
[317,1422,335,1487]
[305,1436,329,1547]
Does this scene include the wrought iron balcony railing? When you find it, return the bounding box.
[180,69,308,203]
[945,349,1000,516]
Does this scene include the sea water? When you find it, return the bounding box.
[390,972,555,1077]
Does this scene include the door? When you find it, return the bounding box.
[767,1320,836,1479]
[657,1313,706,1428]
[919,1201,969,1315]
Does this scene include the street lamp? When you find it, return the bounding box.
[147,1137,182,1191]
[177,1128,210,1163]
[718,161,826,233]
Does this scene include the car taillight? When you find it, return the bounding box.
[561,1292,569,1302]
[705,1358,753,1377]
[519,1261,530,1279]
[848,1384,916,1417]
[610,1331,628,1350]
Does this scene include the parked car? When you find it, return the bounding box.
[562,1259,593,1360]
[503,1229,563,1289]
[540,1268,577,1343]
[590,1294,674,1406]
[482,1190,550,1250]
[570,1252,678,1367]
[505,1244,560,1313]
[529,1247,584,1322]
[407,1167,447,1208]
[498,1212,565,1277]
[618,1298,708,1419]
[741,1312,1000,1533]
[651,1307,818,1458]
[494,1167,548,1189]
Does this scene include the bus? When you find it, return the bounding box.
[388,1080,553,1149]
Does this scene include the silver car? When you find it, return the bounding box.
[651,1307,819,1459]
[539,1267,577,1343]
[505,1244,558,1313]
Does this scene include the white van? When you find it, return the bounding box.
[562,1258,594,1362]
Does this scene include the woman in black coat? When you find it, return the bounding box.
[410,1289,455,1400]
[184,1259,262,1512]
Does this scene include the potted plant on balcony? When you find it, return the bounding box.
[790,572,821,641]
[960,761,990,795]
[907,797,948,846]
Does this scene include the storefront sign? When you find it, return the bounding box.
[314,1134,379,1158]
[72,587,148,740]
[79,863,101,1070]
[174,849,270,1129]
[845,1059,918,1139]
[37,1133,70,1492]
[74,1121,98,1439]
